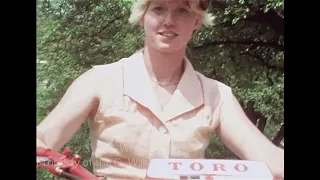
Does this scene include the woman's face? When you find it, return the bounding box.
[142,0,201,53]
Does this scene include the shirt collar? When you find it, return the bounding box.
[122,50,204,122]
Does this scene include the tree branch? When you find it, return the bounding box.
[193,40,284,51]
[78,15,124,52]
[246,8,284,36]
[239,51,284,74]
[209,0,284,36]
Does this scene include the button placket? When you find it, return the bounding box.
[148,118,171,159]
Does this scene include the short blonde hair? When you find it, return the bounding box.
[128,0,216,27]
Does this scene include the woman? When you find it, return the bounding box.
[36,0,284,179]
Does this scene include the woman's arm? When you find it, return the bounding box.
[37,68,100,151]
[216,90,284,179]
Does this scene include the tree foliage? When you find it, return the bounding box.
[37,0,284,179]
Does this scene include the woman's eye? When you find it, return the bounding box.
[153,6,164,12]
[178,8,189,14]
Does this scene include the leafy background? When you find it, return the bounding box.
[37,0,284,179]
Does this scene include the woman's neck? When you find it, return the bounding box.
[143,45,185,86]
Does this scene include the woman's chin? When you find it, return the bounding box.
[153,42,182,53]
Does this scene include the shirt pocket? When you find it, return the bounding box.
[90,105,153,160]
[168,108,215,159]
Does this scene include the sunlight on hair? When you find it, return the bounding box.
[128,0,216,27]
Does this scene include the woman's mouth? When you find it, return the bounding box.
[158,32,178,39]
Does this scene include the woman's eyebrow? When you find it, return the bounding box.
[150,0,163,6]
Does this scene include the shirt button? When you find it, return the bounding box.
[159,126,167,134]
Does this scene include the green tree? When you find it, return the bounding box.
[37,0,283,179]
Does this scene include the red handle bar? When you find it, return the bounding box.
[36,147,101,180]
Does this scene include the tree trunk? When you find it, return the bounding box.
[257,115,267,132]
[272,124,284,147]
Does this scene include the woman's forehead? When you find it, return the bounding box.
[149,0,196,6]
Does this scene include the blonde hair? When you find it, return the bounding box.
[128,0,216,27]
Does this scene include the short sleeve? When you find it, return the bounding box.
[217,84,247,125]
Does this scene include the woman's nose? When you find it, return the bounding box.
[163,12,175,27]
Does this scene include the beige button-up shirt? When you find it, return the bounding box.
[87,50,232,179]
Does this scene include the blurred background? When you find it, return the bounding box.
[36,0,284,179]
